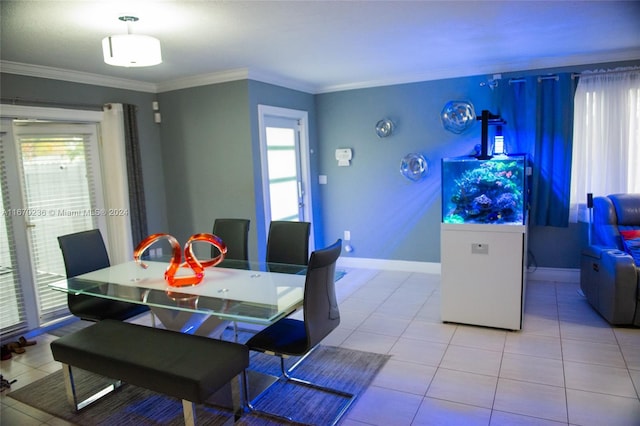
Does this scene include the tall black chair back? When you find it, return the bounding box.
[302,238,341,347]
[211,218,250,265]
[266,221,310,273]
[58,229,110,278]
[58,229,149,322]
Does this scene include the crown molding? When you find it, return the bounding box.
[1,60,317,95]
[155,68,251,93]
[0,61,158,93]
[4,49,638,97]
[246,70,317,94]
[155,68,317,94]
[315,49,640,94]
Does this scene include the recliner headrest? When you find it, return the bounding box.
[609,194,640,225]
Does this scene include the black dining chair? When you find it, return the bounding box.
[265,220,310,274]
[58,229,149,322]
[246,239,354,424]
[212,218,250,269]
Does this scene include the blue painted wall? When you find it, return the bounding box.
[4,58,638,268]
[315,71,594,266]
[316,76,493,262]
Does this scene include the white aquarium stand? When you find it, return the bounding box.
[440,222,528,331]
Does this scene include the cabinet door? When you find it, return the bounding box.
[441,228,524,330]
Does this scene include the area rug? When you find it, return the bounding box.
[9,345,388,425]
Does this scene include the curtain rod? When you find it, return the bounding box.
[0,97,103,111]
[571,68,640,79]
[508,75,559,84]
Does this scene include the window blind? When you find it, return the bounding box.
[0,133,27,335]
[16,125,99,321]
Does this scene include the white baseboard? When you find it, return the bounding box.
[337,257,441,274]
[337,257,580,283]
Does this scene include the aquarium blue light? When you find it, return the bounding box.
[442,155,527,225]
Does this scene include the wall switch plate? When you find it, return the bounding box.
[344,230,351,240]
[319,175,327,184]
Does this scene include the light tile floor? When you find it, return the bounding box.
[1,267,640,425]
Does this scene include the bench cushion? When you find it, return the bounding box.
[51,319,249,404]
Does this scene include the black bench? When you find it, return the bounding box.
[50,319,249,425]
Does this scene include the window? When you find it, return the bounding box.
[15,123,104,322]
[0,105,106,336]
[569,68,640,222]
[0,131,27,335]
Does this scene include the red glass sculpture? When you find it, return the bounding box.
[133,233,227,287]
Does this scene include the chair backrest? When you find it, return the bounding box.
[593,194,640,249]
[57,229,110,278]
[266,221,311,265]
[212,218,250,261]
[302,239,342,348]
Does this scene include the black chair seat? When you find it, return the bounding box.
[246,318,308,355]
[68,294,150,322]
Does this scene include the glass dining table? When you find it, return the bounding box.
[48,259,307,333]
[48,258,309,406]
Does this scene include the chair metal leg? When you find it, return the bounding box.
[246,353,355,426]
[244,370,296,423]
[280,357,356,425]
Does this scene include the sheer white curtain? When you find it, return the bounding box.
[569,67,640,222]
[101,104,134,264]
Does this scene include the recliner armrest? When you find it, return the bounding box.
[582,245,621,259]
[584,245,637,278]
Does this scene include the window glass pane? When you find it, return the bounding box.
[267,149,297,180]
[269,180,298,221]
[17,127,98,319]
[266,127,295,147]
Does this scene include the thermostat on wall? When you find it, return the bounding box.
[335,148,352,166]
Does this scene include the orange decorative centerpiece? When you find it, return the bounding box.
[133,233,227,287]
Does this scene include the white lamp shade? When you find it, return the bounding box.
[102,34,162,67]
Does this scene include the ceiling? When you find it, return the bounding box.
[2,1,640,94]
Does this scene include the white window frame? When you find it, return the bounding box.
[1,104,106,332]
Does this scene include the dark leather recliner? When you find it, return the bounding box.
[580,194,640,325]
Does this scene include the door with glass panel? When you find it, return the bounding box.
[1,120,105,333]
[258,105,314,250]
[263,116,304,221]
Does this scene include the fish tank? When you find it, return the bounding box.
[442,155,528,225]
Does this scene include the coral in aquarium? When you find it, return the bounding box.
[445,160,524,224]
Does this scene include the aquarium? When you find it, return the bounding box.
[442,155,527,225]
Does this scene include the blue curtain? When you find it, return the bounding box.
[495,74,576,227]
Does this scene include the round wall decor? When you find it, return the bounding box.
[441,100,476,134]
[400,153,429,182]
[375,118,394,138]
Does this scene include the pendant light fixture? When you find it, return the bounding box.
[102,16,162,67]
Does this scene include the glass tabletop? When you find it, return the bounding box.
[48,260,307,325]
